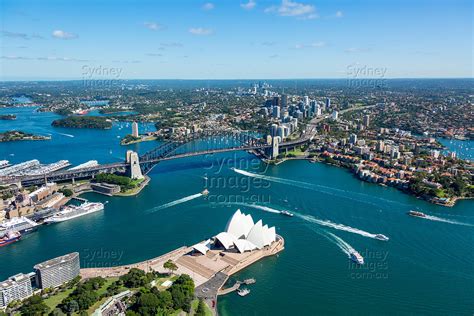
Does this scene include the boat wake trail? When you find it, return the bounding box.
[147,193,203,213]
[231,168,407,208]
[311,229,354,257]
[422,215,473,227]
[57,132,74,138]
[225,202,282,214]
[296,213,389,240]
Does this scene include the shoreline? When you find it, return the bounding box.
[271,154,470,208]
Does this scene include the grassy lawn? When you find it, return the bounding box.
[42,277,119,313]
[43,288,75,311]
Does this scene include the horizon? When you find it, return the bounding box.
[1,0,472,80]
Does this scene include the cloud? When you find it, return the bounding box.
[189,27,213,35]
[146,53,163,57]
[335,11,343,18]
[2,55,88,62]
[52,30,78,39]
[36,56,88,62]
[1,31,29,40]
[295,41,326,49]
[344,47,370,53]
[202,2,215,10]
[144,22,163,31]
[1,55,31,60]
[265,0,318,19]
[261,41,276,46]
[241,0,256,10]
[160,42,183,48]
[269,54,279,58]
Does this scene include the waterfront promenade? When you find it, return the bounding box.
[81,235,285,312]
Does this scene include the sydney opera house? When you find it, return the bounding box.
[190,209,278,255]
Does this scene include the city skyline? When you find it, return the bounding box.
[1,0,472,80]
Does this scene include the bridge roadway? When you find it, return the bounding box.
[3,105,374,186]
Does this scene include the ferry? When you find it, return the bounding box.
[44,202,104,224]
[201,189,209,196]
[237,288,250,297]
[0,231,21,247]
[374,234,389,241]
[408,210,426,218]
[0,216,39,235]
[349,251,364,265]
[280,210,294,217]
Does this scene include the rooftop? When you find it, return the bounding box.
[34,252,79,270]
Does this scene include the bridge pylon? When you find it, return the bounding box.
[126,150,144,180]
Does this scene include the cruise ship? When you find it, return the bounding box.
[0,231,21,247]
[0,217,39,235]
[44,202,104,224]
[349,250,364,264]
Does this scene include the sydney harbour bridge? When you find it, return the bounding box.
[1,129,312,187]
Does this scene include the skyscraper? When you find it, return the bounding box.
[349,133,358,145]
[325,97,331,109]
[281,94,288,108]
[363,115,370,127]
[132,122,139,137]
[272,106,281,119]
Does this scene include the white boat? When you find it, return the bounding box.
[0,216,39,234]
[350,251,364,265]
[280,210,294,217]
[44,202,104,223]
[237,288,250,297]
[374,234,389,241]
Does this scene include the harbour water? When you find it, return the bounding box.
[1,107,473,315]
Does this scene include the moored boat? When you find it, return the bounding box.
[0,231,21,247]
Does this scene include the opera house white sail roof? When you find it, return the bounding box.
[214,209,276,253]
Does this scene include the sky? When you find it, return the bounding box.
[0,0,472,80]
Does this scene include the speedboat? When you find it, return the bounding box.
[408,210,426,218]
[374,234,389,241]
[350,251,364,264]
[201,189,209,196]
[280,210,294,217]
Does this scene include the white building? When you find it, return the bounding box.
[213,210,277,253]
[132,122,139,138]
[0,273,35,309]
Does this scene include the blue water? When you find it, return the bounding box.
[0,107,473,315]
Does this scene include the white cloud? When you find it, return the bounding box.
[335,11,343,18]
[189,27,213,36]
[345,47,370,53]
[146,53,163,57]
[241,0,256,10]
[265,0,317,19]
[52,30,78,39]
[144,22,163,31]
[295,41,326,49]
[202,2,215,10]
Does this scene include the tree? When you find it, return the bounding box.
[163,260,178,275]
[120,268,148,288]
[195,299,207,316]
[58,188,73,197]
[19,295,50,316]
[49,307,66,316]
